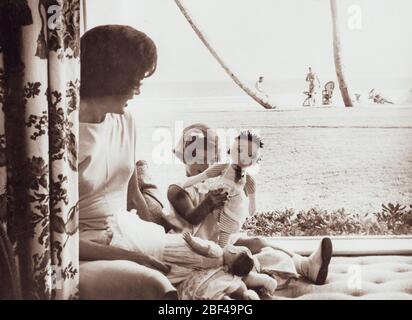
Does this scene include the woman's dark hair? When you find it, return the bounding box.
[229,252,254,277]
[80,25,157,98]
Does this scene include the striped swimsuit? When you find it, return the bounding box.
[182,163,256,247]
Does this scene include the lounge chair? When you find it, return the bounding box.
[322,81,335,105]
[302,91,315,107]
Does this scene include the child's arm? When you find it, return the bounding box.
[243,271,277,295]
[248,193,256,216]
[182,163,229,188]
[231,287,260,300]
[242,289,260,300]
[182,231,223,258]
[227,281,260,300]
[244,174,257,215]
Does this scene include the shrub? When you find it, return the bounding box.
[242,203,412,237]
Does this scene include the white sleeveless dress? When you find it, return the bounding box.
[79,111,165,260]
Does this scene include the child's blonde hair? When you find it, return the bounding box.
[173,123,220,165]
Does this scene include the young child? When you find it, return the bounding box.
[163,231,255,284]
[109,207,257,285]
[182,131,263,247]
[176,232,277,299]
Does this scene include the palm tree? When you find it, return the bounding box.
[174,0,276,109]
[82,0,88,32]
[330,0,353,107]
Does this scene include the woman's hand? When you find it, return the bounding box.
[132,252,171,275]
[205,188,229,209]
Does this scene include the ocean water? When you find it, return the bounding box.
[138,79,412,106]
[129,94,412,214]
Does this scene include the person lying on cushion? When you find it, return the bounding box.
[108,214,276,293]
[178,265,274,300]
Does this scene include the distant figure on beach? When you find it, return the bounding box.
[303,67,320,106]
[255,76,269,99]
[354,93,361,104]
[368,88,394,104]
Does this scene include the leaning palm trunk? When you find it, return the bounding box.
[174,0,276,109]
[330,0,353,107]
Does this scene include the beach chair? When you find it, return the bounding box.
[322,81,335,105]
[368,89,394,104]
[302,91,315,106]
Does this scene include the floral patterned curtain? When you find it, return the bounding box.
[0,0,80,299]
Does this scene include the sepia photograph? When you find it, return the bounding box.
[0,0,411,305]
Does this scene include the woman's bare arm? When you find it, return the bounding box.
[79,239,170,274]
[167,185,228,226]
[248,193,256,216]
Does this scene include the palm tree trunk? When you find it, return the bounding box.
[330,0,353,107]
[82,0,88,32]
[174,0,276,109]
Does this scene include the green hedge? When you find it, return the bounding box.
[242,203,412,236]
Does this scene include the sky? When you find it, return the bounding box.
[86,0,412,85]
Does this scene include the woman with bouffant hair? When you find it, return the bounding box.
[78,25,176,300]
[80,24,157,100]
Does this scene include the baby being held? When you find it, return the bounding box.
[182,131,264,247]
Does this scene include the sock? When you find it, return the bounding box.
[292,254,307,276]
